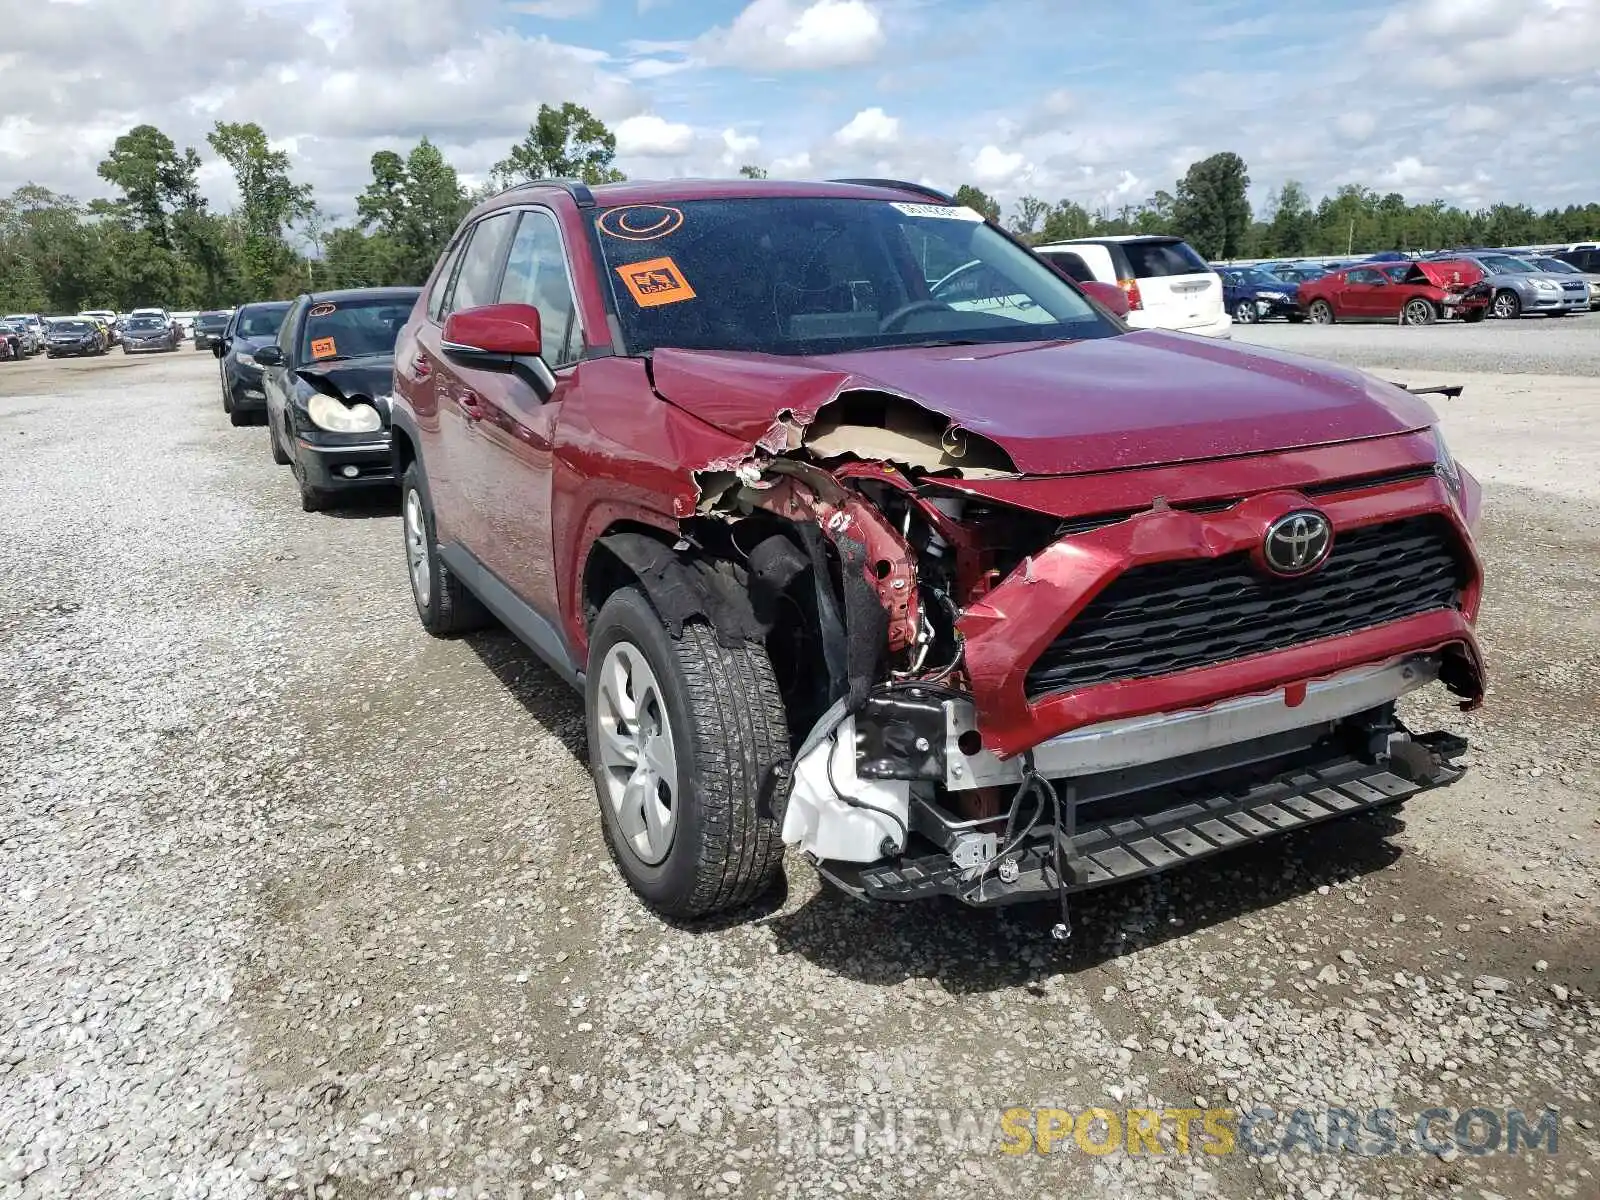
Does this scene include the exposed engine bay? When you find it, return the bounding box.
[601,375,1486,935]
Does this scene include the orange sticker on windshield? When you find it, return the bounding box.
[311,336,337,358]
[616,256,696,308]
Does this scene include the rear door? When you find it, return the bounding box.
[1117,238,1224,330]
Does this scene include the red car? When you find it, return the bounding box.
[1300,259,1490,325]
[390,178,1485,923]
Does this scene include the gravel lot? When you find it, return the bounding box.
[2,330,1597,1199]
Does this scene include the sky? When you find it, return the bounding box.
[1,0,1597,229]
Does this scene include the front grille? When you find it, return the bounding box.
[1024,516,1466,698]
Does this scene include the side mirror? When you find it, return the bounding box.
[441,304,554,395]
[253,345,284,366]
[1079,280,1130,319]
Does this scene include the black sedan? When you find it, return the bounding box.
[44,319,107,358]
[256,287,419,512]
[121,314,181,353]
[192,310,231,350]
[214,301,291,427]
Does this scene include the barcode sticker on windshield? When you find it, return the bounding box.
[891,202,984,221]
[311,337,337,359]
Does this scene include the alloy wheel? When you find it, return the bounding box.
[595,641,679,866]
[404,489,431,609]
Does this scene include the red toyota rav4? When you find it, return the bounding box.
[390,178,1485,925]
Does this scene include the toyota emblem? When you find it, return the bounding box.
[1262,510,1333,576]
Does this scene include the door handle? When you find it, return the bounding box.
[411,352,432,379]
[456,389,483,421]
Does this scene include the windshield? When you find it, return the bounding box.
[1476,254,1537,274]
[300,296,412,361]
[1532,258,1580,274]
[236,305,289,339]
[57,321,93,334]
[592,197,1114,356]
[127,317,166,331]
[197,313,230,327]
[1239,268,1286,287]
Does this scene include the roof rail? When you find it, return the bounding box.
[492,177,596,207]
[828,177,955,205]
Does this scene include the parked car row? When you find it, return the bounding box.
[212,177,1486,932]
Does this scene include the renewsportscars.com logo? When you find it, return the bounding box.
[772,1104,1562,1160]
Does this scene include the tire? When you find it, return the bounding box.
[1546,311,1568,319]
[1308,299,1335,325]
[288,445,329,512]
[1287,312,1306,323]
[228,408,249,428]
[586,586,788,919]
[1401,298,1437,326]
[268,412,291,465]
[1491,289,1521,320]
[1231,299,1258,324]
[1462,306,1488,324]
[401,462,490,636]
[121,346,128,355]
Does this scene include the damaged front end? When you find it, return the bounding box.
[659,373,1486,928]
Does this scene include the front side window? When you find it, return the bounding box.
[592,197,1114,356]
[448,212,517,315]
[299,296,415,362]
[498,209,583,367]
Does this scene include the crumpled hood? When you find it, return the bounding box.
[648,331,1439,476]
[295,356,395,404]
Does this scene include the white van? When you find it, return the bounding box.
[1034,235,1231,338]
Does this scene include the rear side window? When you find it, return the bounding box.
[1121,239,1210,278]
[1041,251,1094,282]
[447,212,518,315]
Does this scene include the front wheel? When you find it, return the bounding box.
[1401,298,1437,326]
[587,587,788,919]
[1232,299,1258,324]
[1462,306,1488,324]
[268,413,291,465]
[1308,299,1335,325]
[1491,289,1521,320]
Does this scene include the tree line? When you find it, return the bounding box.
[957,152,1600,261]
[4,110,1597,315]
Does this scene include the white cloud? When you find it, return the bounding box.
[509,0,599,16]
[1334,111,1377,141]
[615,113,695,156]
[834,107,898,147]
[718,127,761,169]
[699,0,885,70]
[772,150,813,175]
[1367,0,1600,89]
[969,144,1026,185]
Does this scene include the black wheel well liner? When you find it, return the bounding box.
[582,525,771,649]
